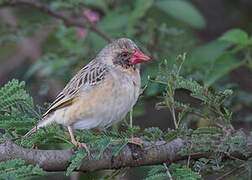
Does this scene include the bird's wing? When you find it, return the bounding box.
[43,61,109,117]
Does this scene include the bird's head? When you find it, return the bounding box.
[96,38,150,69]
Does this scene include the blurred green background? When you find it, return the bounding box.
[1,0,252,179]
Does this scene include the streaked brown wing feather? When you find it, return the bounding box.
[43,61,109,117]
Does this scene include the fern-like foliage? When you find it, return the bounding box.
[169,164,201,180]
[145,164,201,180]
[0,79,40,139]
[0,79,33,111]
[0,80,45,179]
[65,137,130,176]
[0,159,45,179]
[66,147,87,176]
[20,124,69,148]
[143,127,164,141]
[152,54,233,129]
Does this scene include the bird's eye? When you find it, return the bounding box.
[121,52,129,57]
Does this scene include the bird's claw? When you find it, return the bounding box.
[78,142,90,156]
[74,141,90,156]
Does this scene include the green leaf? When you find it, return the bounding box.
[0,79,34,111]
[128,0,154,28]
[147,165,167,176]
[24,60,44,80]
[205,52,243,85]
[112,139,128,156]
[170,164,201,180]
[92,137,112,159]
[219,29,249,44]
[184,40,231,73]
[66,147,87,176]
[155,0,205,29]
[99,11,130,31]
[145,127,164,141]
[0,159,45,179]
[144,173,168,180]
[56,25,84,53]
[0,117,35,130]
[0,79,40,138]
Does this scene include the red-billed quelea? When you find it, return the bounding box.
[24,38,150,154]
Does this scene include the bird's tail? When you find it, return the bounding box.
[23,114,55,139]
[23,126,38,139]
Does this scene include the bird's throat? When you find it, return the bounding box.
[113,59,136,70]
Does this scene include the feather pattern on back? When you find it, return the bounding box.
[43,61,109,117]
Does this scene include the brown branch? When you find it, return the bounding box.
[2,0,113,42]
[0,139,183,172]
[0,136,251,173]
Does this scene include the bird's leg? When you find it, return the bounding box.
[127,137,144,145]
[68,126,90,156]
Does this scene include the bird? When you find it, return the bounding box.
[24,38,150,155]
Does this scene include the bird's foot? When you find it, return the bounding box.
[68,125,90,156]
[73,141,90,156]
[127,137,144,145]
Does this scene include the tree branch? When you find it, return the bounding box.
[0,136,251,172]
[2,0,113,42]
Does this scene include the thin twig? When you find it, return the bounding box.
[187,154,191,168]
[129,108,133,138]
[2,0,113,42]
[171,105,178,129]
[176,53,186,78]
[163,163,173,180]
[165,91,178,129]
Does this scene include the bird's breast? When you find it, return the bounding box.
[98,69,141,127]
[66,70,141,129]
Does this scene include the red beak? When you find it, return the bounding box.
[130,49,150,65]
